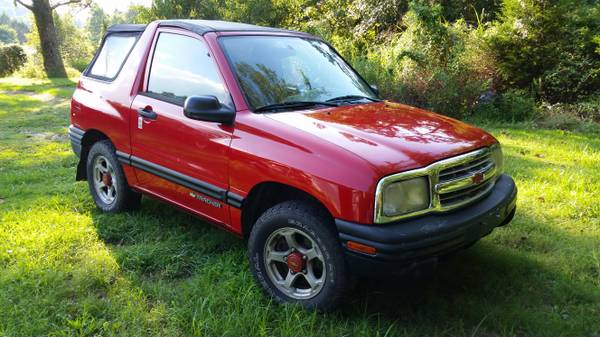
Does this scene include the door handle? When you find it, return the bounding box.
[138,107,157,120]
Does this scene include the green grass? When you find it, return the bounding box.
[0,77,599,336]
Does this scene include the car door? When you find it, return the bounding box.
[130,29,235,226]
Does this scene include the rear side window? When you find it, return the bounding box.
[145,32,233,108]
[88,33,138,80]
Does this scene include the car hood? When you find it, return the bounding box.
[265,101,497,176]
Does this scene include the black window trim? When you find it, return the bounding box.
[84,31,142,82]
[142,30,235,110]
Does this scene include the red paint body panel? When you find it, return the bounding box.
[265,101,497,176]
[71,21,161,186]
[70,21,499,234]
[128,27,234,226]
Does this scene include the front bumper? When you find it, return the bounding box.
[336,174,517,277]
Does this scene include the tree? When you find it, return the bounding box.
[0,13,29,43]
[85,3,106,47]
[55,13,93,69]
[85,4,139,48]
[13,0,89,77]
[133,0,222,22]
[0,24,17,43]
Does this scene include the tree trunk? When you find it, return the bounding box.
[32,0,67,78]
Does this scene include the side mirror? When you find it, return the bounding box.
[183,95,235,124]
[370,84,380,96]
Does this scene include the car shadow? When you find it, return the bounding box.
[90,196,245,279]
[84,149,599,335]
[338,210,600,335]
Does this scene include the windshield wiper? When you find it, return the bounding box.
[254,101,339,113]
[326,95,381,103]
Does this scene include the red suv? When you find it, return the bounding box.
[69,20,517,310]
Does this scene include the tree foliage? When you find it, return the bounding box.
[0,23,17,43]
[113,0,600,119]
[14,0,91,77]
[489,0,600,103]
[0,13,29,43]
[86,4,140,47]
[12,0,599,119]
[86,3,106,46]
[25,11,93,73]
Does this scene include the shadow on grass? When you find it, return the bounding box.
[335,200,600,335]
[83,189,600,336]
[90,197,243,279]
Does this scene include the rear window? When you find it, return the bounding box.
[87,33,139,80]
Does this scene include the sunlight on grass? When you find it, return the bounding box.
[0,77,76,99]
[0,77,599,336]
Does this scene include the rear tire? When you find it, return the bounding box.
[248,200,351,311]
[86,140,141,212]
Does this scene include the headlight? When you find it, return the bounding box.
[381,176,430,217]
[490,143,504,176]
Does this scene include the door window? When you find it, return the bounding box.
[146,32,233,108]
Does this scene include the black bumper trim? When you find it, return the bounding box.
[68,125,84,158]
[336,174,517,273]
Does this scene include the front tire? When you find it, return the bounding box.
[86,140,141,212]
[248,200,351,311]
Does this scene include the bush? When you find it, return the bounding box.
[343,1,498,118]
[69,57,90,72]
[0,44,26,77]
[17,55,82,79]
[16,53,46,79]
[473,89,538,122]
[537,95,600,130]
[489,0,600,103]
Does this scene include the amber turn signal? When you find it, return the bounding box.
[346,241,377,255]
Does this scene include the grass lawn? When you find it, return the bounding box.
[0,77,599,337]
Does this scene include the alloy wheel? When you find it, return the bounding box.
[263,227,326,299]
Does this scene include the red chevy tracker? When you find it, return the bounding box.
[69,20,517,310]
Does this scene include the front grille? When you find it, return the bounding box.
[439,180,494,206]
[439,153,492,182]
[435,151,496,208]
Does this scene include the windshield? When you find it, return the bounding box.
[220,36,377,110]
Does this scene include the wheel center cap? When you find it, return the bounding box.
[286,251,304,273]
[102,173,112,187]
